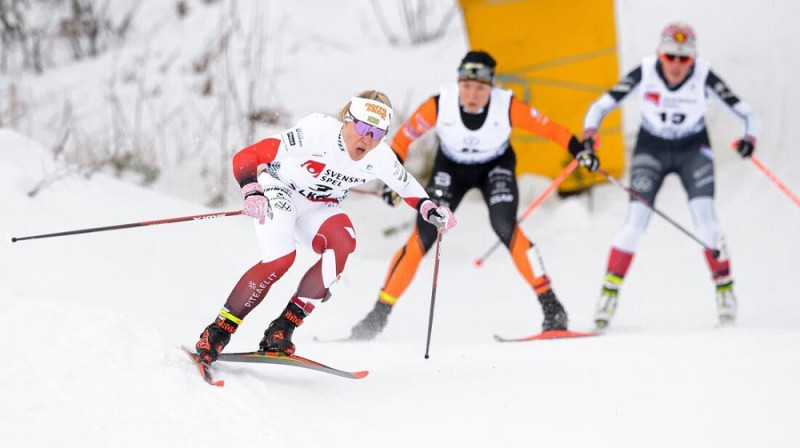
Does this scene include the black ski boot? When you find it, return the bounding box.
[538,289,568,331]
[350,301,393,340]
[195,317,237,364]
[259,303,306,355]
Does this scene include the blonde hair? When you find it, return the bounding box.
[337,90,393,122]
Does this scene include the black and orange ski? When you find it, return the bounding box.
[181,346,225,387]
[216,351,368,380]
[493,329,598,343]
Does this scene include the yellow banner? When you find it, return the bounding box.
[459,0,623,191]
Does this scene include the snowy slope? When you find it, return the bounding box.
[2,1,800,448]
[3,128,799,448]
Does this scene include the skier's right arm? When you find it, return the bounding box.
[388,96,438,163]
[232,138,282,187]
[583,66,642,148]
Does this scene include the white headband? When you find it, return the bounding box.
[349,97,393,131]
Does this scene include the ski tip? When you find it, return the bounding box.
[473,258,483,268]
[538,329,599,339]
[351,370,369,379]
[494,330,599,342]
[181,345,225,386]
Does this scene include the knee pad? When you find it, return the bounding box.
[313,214,357,285]
[320,249,340,288]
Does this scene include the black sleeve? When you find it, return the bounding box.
[607,66,643,102]
[567,136,583,157]
[705,69,742,107]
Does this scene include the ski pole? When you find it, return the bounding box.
[749,156,800,209]
[10,210,243,243]
[597,169,720,258]
[424,230,444,359]
[474,158,579,267]
[349,187,380,197]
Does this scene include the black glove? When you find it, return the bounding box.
[382,183,402,207]
[735,137,755,158]
[568,136,600,172]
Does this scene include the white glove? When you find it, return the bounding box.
[241,182,272,224]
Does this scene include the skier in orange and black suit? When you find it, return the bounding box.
[350,50,599,340]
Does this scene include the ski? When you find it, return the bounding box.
[493,329,599,343]
[216,351,369,380]
[181,346,225,387]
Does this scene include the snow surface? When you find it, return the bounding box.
[2,1,800,447]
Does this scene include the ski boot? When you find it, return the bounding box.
[538,289,568,331]
[594,273,623,330]
[195,317,238,364]
[259,303,306,355]
[350,301,393,340]
[715,280,737,324]
[594,286,619,330]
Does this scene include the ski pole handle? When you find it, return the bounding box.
[474,159,579,267]
[10,210,243,243]
[749,156,800,209]
[598,169,720,258]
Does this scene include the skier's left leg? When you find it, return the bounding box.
[480,153,567,331]
[261,209,356,355]
[679,147,736,323]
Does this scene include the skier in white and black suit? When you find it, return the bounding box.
[584,22,760,329]
[192,91,456,365]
